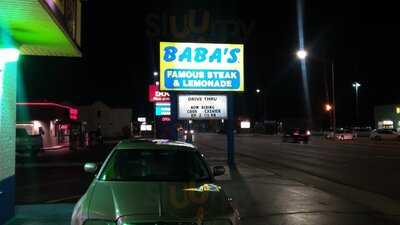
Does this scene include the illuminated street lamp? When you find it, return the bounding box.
[255,89,267,121]
[297,49,336,134]
[296,49,308,60]
[153,71,158,76]
[325,104,332,112]
[352,82,361,126]
[352,82,361,90]
[325,103,333,129]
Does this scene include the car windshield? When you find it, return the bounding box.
[99,149,211,182]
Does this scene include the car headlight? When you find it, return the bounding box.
[203,220,232,225]
[83,220,115,225]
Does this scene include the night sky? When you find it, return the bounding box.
[18,0,398,128]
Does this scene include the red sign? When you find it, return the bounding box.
[161,116,171,122]
[149,84,170,102]
[69,108,78,120]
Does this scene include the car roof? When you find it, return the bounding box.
[114,139,197,151]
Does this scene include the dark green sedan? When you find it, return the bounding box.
[71,139,240,225]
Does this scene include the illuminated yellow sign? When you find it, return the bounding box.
[396,107,400,114]
[160,42,244,92]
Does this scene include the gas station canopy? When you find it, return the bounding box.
[0,0,82,57]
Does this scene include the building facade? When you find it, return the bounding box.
[374,104,400,131]
[0,58,17,224]
[16,102,79,148]
[0,0,84,223]
[78,101,132,138]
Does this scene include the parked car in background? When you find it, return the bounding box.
[336,129,357,140]
[352,127,372,137]
[370,129,400,141]
[16,128,43,157]
[177,128,196,143]
[325,129,356,140]
[184,129,195,143]
[282,128,311,143]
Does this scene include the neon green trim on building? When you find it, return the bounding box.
[0,0,81,57]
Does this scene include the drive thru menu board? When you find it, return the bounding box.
[178,95,227,119]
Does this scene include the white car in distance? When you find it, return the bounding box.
[325,129,356,140]
[370,129,400,141]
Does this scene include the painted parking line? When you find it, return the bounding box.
[271,142,320,148]
[17,179,83,191]
[16,162,84,168]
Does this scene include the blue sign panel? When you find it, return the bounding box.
[155,102,171,116]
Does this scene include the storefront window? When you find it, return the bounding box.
[382,120,394,129]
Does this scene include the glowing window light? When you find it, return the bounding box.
[140,124,152,131]
[241,121,251,129]
[382,120,393,125]
[137,117,146,123]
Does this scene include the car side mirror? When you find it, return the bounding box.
[213,166,225,177]
[84,163,98,173]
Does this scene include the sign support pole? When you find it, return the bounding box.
[170,92,178,141]
[227,93,235,166]
[153,103,157,138]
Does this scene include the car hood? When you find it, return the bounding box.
[88,181,233,221]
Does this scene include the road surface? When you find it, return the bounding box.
[196,133,400,202]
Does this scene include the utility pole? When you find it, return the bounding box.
[332,61,336,136]
[352,82,361,126]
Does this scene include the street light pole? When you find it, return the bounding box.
[331,61,336,136]
[153,71,159,138]
[255,89,266,122]
[324,103,333,129]
[352,82,361,126]
[296,50,336,132]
